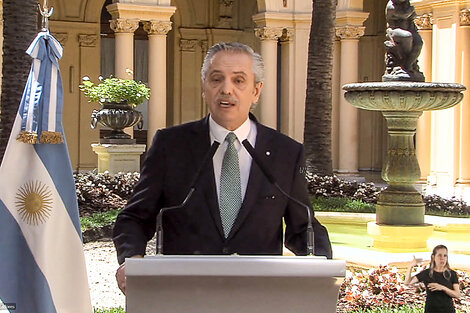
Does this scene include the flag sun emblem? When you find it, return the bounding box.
[15,181,53,225]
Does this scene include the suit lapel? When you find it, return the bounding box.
[227,122,275,240]
[190,116,225,239]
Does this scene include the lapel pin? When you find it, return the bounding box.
[265,151,270,156]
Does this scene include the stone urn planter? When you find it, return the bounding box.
[80,75,150,144]
[91,101,143,144]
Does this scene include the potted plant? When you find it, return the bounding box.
[80,74,151,143]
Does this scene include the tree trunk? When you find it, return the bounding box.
[303,0,336,176]
[0,0,38,161]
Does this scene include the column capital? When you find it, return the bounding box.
[415,13,433,30]
[335,25,365,40]
[461,9,470,27]
[180,39,199,52]
[280,28,294,42]
[110,18,139,33]
[78,34,98,47]
[53,32,69,46]
[254,27,283,41]
[143,20,172,35]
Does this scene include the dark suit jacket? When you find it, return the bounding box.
[113,115,332,264]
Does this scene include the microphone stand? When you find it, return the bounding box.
[242,140,315,256]
[155,141,220,255]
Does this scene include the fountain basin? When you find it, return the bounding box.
[317,212,470,255]
[342,81,466,249]
[343,82,465,111]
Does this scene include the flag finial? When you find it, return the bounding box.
[38,0,54,32]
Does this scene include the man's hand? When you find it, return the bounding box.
[116,263,127,295]
[116,255,143,295]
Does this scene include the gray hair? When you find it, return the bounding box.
[201,42,265,84]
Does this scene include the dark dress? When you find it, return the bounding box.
[416,268,458,313]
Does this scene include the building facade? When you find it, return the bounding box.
[1,0,469,197]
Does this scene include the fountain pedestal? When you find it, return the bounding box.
[343,82,465,251]
[378,111,423,225]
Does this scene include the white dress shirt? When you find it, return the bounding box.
[209,115,257,201]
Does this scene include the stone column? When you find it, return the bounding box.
[110,18,139,79]
[415,13,433,182]
[458,9,470,185]
[255,27,283,129]
[279,28,294,136]
[427,5,460,192]
[332,37,341,171]
[143,20,172,147]
[110,18,139,137]
[336,25,365,173]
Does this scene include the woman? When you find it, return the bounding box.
[405,245,461,313]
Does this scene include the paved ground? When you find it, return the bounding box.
[85,237,156,310]
[84,238,470,309]
[84,240,125,309]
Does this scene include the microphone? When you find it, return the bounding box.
[241,139,315,256]
[156,140,220,255]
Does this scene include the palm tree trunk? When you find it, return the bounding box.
[303,0,336,176]
[0,0,38,161]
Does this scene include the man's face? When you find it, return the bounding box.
[203,51,263,131]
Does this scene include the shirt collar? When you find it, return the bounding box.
[209,115,251,144]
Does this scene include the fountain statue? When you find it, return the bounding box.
[343,0,465,250]
[383,0,424,82]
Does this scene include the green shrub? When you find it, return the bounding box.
[80,75,150,107]
[81,209,121,232]
[424,194,470,217]
[307,174,470,217]
[93,308,125,313]
[74,170,139,216]
[312,196,376,213]
[307,174,382,203]
[74,171,470,218]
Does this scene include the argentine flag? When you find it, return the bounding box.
[0,32,92,313]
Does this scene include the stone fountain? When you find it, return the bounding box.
[343,0,466,250]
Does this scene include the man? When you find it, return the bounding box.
[113,42,332,293]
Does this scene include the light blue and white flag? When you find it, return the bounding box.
[0,32,92,313]
[17,31,64,144]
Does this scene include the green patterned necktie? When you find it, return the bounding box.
[219,132,242,238]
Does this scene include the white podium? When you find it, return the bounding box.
[126,255,346,313]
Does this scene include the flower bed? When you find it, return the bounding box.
[74,171,139,217]
[338,265,470,313]
[74,171,470,218]
[307,174,470,217]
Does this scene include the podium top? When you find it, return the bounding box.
[126,255,346,278]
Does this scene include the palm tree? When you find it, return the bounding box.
[0,0,38,161]
[303,0,336,176]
